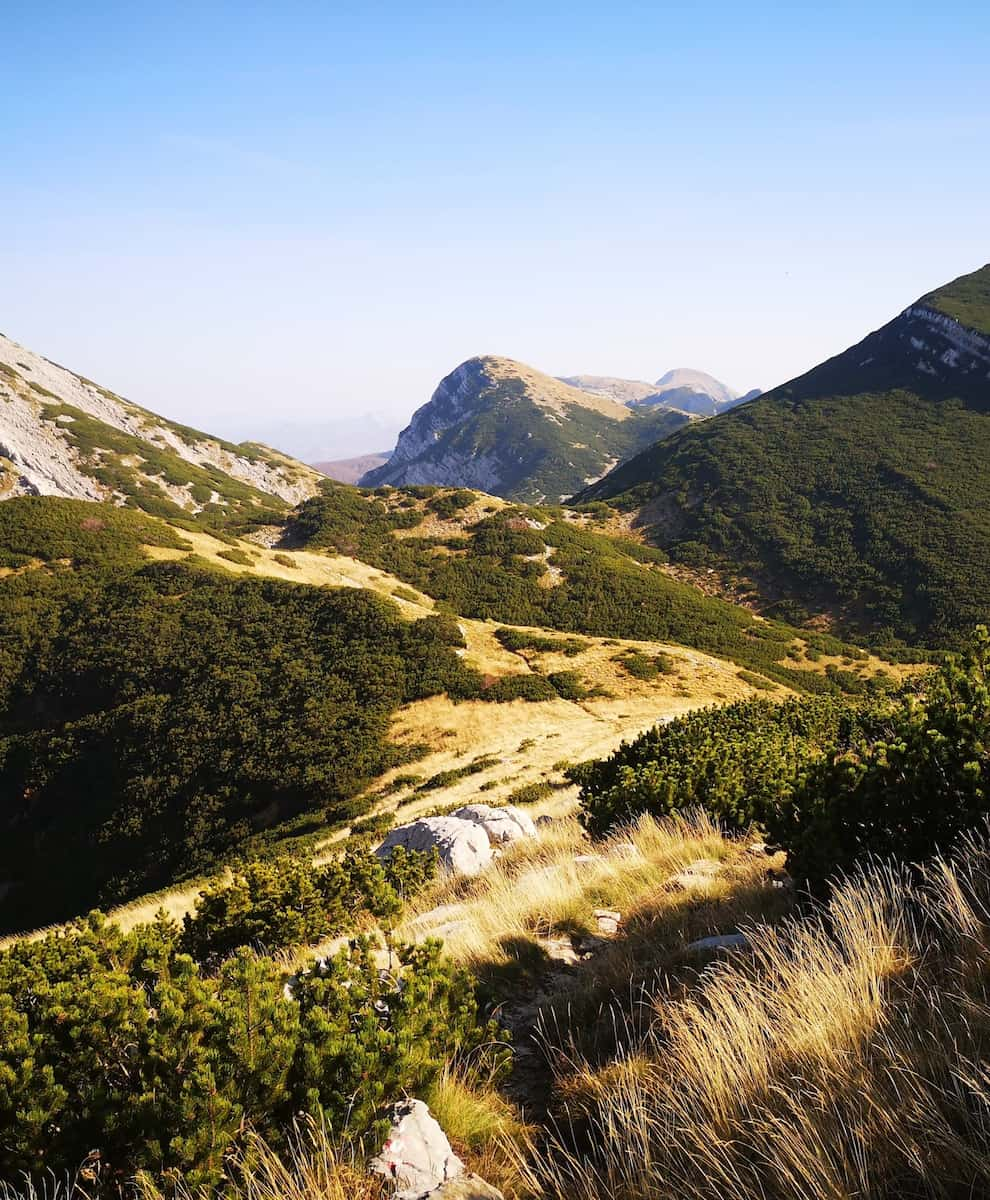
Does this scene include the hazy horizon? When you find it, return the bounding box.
[5,1,988,461]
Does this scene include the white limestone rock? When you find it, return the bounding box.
[370,1099,465,1199]
[376,817,493,876]
[451,803,537,845]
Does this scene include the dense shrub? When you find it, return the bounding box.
[483,674,558,702]
[547,670,589,700]
[217,546,253,566]
[615,651,675,680]
[506,780,555,805]
[575,696,873,836]
[0,559,481,933]
[494,628,588,656]
[0,915,504,1186]
[178,848,438,966]
[426,489,476,518]
[771,631,990,883]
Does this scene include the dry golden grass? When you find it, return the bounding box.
[424,1065,533,1194]
[518,828,990,1200]
[135,1119,381,1200]
[397,812,776,981]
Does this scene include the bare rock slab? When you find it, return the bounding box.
[370,1099,465,1198]
[452,803,537,844]
[377,817,493,876]
[430,1175,505,1199]
[686,932,749,953]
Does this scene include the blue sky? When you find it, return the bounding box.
[4,1,988,457]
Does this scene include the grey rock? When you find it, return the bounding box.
[376,817,493,876]
[451,803,537,844]
[594,908,622,934]
[370,1099,464,1199]
[686,932,749,953]
[428,1174,505,1199]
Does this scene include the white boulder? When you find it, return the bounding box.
[376,817,493,876]
[451,803,537,844]
[370,1098,465,1198]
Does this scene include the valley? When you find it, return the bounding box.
[0,265,987,1200]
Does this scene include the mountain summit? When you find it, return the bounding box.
[561,368,756,416]
[578,263,990,645]
[360,355,692,502]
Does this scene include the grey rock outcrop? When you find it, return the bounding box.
[0,331,320,508]
[370,1099,466,1199]
[451,803,537,844]
[376,817,494,876]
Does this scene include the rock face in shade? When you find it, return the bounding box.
[375,816,494,876]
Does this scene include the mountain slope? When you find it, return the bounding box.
[360,356,692,501]
[578,263,990,646]
[0,331,321,521]
[557,374,663,405]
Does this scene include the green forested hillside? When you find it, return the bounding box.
[287,483,893,687]
[0,499,481,933]
[578,265,990,646]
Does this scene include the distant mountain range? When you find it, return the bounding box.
[578,263,990,647]
[359,357,753,501]
[561,368,759,416]
[313,452,390,484]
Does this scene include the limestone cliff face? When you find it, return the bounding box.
[0,331,320,510]
[361,356,690,502]
[899,305,990,382]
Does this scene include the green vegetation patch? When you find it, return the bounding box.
[287,484,868,692]
[0,495,190,568]
[495,627,589,656]
[574,693,882,836]
[0,913,505,1184]
[0,559,484,933]
[922,262,990,336]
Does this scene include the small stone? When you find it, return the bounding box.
[573,853,602,871]
[594,908,622,934]
[611,841,639,859]
[766,866,793,890]
[686,932,749,953]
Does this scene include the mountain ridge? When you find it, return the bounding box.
[0,330,321,521]
[577,263,990,645]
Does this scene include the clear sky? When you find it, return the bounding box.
[4,1,988,458]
